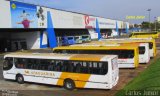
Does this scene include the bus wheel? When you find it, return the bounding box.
[16,74,24,84]
[64,79,75,90]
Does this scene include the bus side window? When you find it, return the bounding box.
[67,61,74,72]
[55,60,63,71]
[122,50,128,58]
[15,58,26,69]
[88,62,93,73]
[97,63,101,74]
[48,60,55,71]
[99,62,108,75]
[61,61,68,72]
[32,59,39,70]
[35,59,41,70]
[75,62,82,73]
[81,62,89,73]
[25,59,29,69]
[92,62,99,74]
[26,59,33,69]
[39,59,49,70]
[131,51,134,58]
[25,59,38,70]
[119,50,126,58]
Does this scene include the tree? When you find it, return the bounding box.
[134,24,139,28]
[141,21,160,31]
[141,21,150,29]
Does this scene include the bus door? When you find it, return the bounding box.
[149,42,154,57]
[111,57,119,86]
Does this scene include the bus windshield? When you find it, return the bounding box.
[3,57,13,70]
[139,46,145,54]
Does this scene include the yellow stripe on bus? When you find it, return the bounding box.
[70,54,104,62]
[57,72,91,88]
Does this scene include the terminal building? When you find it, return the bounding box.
[0,0,129,52]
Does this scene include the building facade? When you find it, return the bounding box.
[0,0,129,52]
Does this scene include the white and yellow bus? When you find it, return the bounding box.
[122,43,150,63]
[71,41,150,64]
[101,38,156,58]
[125,38,156,57]
[3,52,119,90]
[93,41,150,63]
[53,44,139,68]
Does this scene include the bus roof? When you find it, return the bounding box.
[100,39,155,43]
[79,41,140,47]
[71,43,120,47]
[131,32,157,33]
[53,44,138,50]
[4,52,117,62]
[101,38,153,41]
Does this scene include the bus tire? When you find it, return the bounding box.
[16,74,24,84]
[63,79,75,90]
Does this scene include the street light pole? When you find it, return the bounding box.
[154,17,157,31]
[147,9,151,32]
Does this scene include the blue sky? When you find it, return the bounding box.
[13,0,160,24]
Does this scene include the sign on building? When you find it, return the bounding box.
[10,1,38,28]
